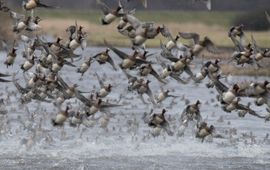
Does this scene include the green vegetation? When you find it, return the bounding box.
[35,9,270,48]
[37,9,243,27]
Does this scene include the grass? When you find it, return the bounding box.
[33,9,270,48]
[36,9,243,27]
[221,65,270,76]
[1,9,270,47]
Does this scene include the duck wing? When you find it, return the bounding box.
[236,103,265,119]
[251,35,262,54]
[169,73,189,84]
[104,40,129,60]
[184,65,194,78]
[97,0,111,15]
[37,2,57,9]
[0,78,11,82]
[179,32,200,44]
[57,75,70,90]
[124,14,142,29]
[12,77,29,94]
[95,72,105,88]
[75,92,93,107]
[107,54,118,70]
[160,25,174,41]
[203,37,219,54]
[149,66,166,84]
[0,72,11,77]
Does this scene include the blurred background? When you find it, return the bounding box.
[0,0,270,47]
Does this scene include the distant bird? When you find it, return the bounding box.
[265,11,270,24]
[198,0,212,10]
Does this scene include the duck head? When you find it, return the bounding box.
[162,108,166,115]
[233,84,240,93]
[175,35,180,41]
[56,37,62,43]
[196,100,202,106]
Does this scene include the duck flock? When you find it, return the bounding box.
[0,0,270,152]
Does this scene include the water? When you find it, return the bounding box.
[0,47,270,169]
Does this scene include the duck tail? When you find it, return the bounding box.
[51,119,59,126]
[101,18,109,25]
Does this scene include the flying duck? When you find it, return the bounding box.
[95,73,112,98]
[77,57,93,77]
[51,106,70,126]
[179,32,218,57]
[196,122,214,142]
[156,89,179,104]
[251,35,270,62]
[137,79,156,105]
[139,63,166,84]
[180,100,202,125]
[97,0,124,25]
[105,40,150,69]
[93,48,117,70]
[148,109,173,136]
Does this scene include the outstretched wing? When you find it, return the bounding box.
[179,32,200,44]
[104,39,129,60]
